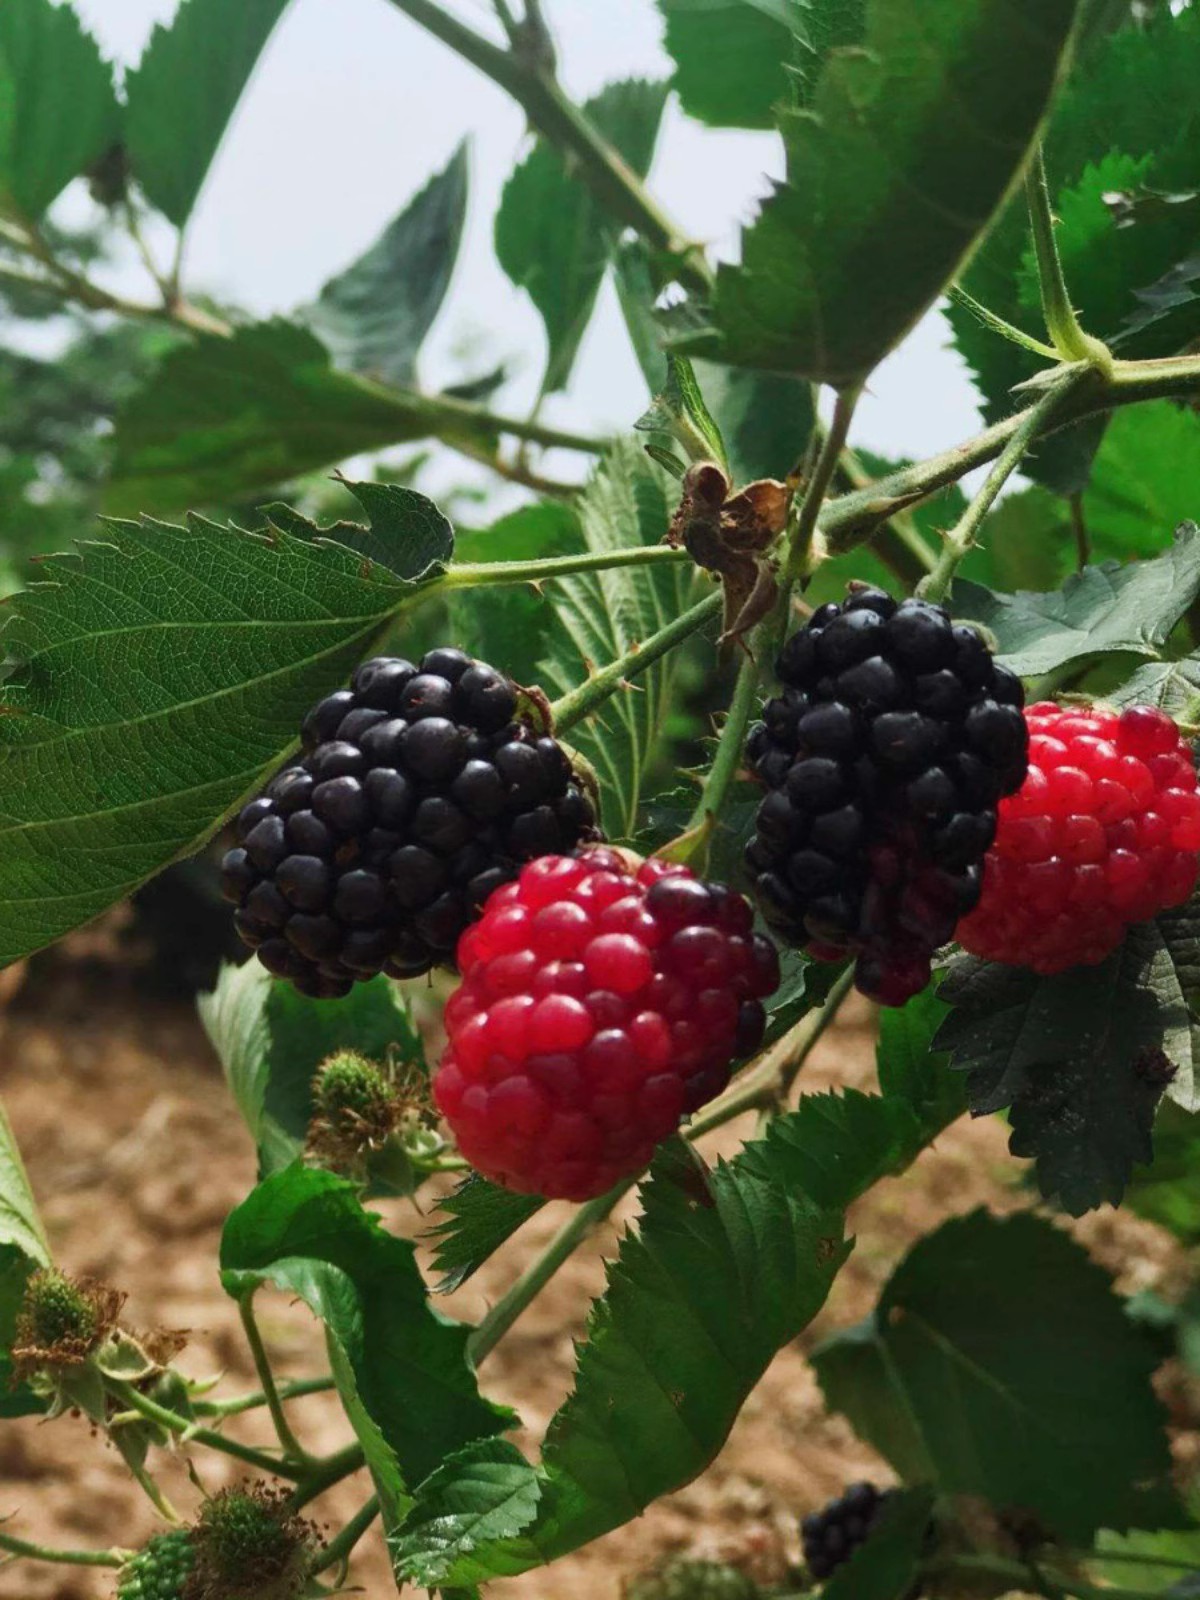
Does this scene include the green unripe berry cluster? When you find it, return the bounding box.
[22,1268,99,1349]
[625,1558,762,1600]
[189,1485,315,1600]
[117,1531,195,1600]
[312,1050,392,1125]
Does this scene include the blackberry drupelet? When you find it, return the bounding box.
[221,650,599,996]
[116,1532,196,1600]
[801,1482,896,1581]
[746,590,1028,1005]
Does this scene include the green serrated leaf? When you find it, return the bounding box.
[538,441,703,838]
[0,0,120,220]
[635,354,729,472]
[303,142,468,391]
[262,478,454,579]
[677,0,1081,383]
[657,0,806,129]
[124,0,291,227]
[390,1439,543,1586]
[0,500,438,966]
[819,1489,935,1600]
[1110,657,1200,716]
[105,320,446,516]
[428,1177,546,1295]
[221,1165,512,1531]
[496,79,667,395]
[394,1136,848,1585]
[950,522,1200,679]
[0,1102,51,1415]
[876,986,968,1140]
[936,917,1200,1215]
[1125,1101,1200,1245]
[199,961,422,1177]
[1080,403,1200,558]
[813,1210,1180,1538]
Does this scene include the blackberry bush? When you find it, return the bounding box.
[745,592,1028,1004]
[221,650,598,995]
[4,3,1200,1599]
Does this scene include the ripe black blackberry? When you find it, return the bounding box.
[801,1482,896,1581]
[221,650,599,996]
[745,590,1027,1006]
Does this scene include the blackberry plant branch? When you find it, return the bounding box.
[237,1291,317,1466]
[442,543,690,593]
[549,590,723,734]
[926,1553,1166,1600]
[918,367,1091,602]
[469,1177,639,1365]
[308,1495,381,1578]
[0,1529,129,1569]
[380,0,712,291]
[1025,147,1114,375]
[105,1377,307,1481]
[195,1375,338,1419]
[678,643,764,868]
[785,383,865,583]
[286,1440,369,1512]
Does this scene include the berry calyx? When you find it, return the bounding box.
[221,650,600,997]
[117,1530,196,1600]
[745,590,1028,1006]
[188,1484,319,1600]
[434,848,781,1200]
[12,1268,122,1375]
[957,702,1200,973]
[801,1482,896,1581]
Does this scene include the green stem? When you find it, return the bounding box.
[238,1293,315,1465]
[106,1379,305,1481]
[286,1442,367,1512]
[443,543,689,592]
[785,383,864,582]
[681,644,763,864]
[126,1456,182,1524]
[1025,147,1113,374]
[836,446,936,583]
[1069,490,1090,571]
[549,591,722,734]
[686,967,856,1136]
[0,1530,129,1569]
[381,0,710,290]
[918,368,1089,602]
[469,1179,638,1365]
[196,1375,337,1419]
[947,282,1060,361]
[309,1496,381,1578]
[820,351,1200,555]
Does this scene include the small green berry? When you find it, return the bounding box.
[13,1268,122,1376]
[189,1484,318,1600]
[117,1530,195,1600]
[312,1050,392,1125]
[625,1558,761,1600]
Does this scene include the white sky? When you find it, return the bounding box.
[73,0,978,470]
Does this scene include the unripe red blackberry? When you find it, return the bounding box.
[434,848,781,1200]
[801,1483,896,1581]
[745,591,1028,1006]
[958,702,1200,972]
[221,650,599,996]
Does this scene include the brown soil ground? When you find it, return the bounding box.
[0,936,1194,1600]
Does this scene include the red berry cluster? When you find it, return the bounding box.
[433,848,780,1200]
[957,703,1200,973]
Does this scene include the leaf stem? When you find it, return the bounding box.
[549,591,722,735]
[196,1375,338,1419]
[308,1495,381,1578]
[443,543,690,592]
[926,1552,1167,1600]
[0,1529,129,1569]
[836,446,936,583]
[917,368,1089,602]
[238,1292,316,1466]
[947,282,1060,361]
[469,1178,639,1365]
[1025,146,1113,375]
[380,0,710,290]
[785,383,864,582]
[286,1442,368,1512]
[686,967,856,1136]
[105,1378,306,1481]
[679,644,763,869]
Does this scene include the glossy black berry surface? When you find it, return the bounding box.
[221,652,600,996]
[801,1482,895,1581]
[745,589,1028,1006]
